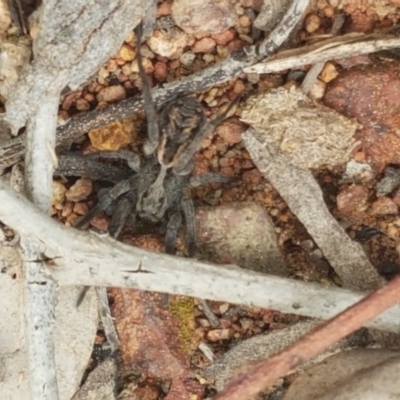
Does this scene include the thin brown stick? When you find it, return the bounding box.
[216,273,400,400]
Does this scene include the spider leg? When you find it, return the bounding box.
[74,178,133,229]
[172,100,239,175]
[56,154,130,183]
[189,173,235,188]
[165,209,182,255]
[85,150,141,172]
[109,193,135,239]
[181,195,196,257]
[135,22,160,156]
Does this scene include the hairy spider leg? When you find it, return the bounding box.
[188,173,234,187]
[55,154,130,183]
[109,194,136,238]
[85,150,141,172]
[165,210,182,255]
[135,22,160,156]
[172,99,239,175]
[74,178,133,229]
[181,195,196,256]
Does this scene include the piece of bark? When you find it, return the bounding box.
[242,128,384,292]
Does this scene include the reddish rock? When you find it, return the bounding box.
[348,12,375,32]
[215,117,245,145]
[147,29,189,59]
[157,0,172,17]
[154,61,167,82]
[172,0,236,34]
[61,91,82,111]
[371,197,398,216]
[211,28,236,45]
[242,168,262,185]
[324,62,400,170]
[392,187,400,206]
[65,178,93,202]
[73,202,89,216]
[89,214,109,232]
[241,0,263,10]
[336,185,369,217]
[228,39,245,52]
[191,37,216,53]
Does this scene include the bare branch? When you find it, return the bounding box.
[0,179,399,334]
[245,32,400,75]
[216,273,400,400]
[3,1,151,397]
[22,96,60,400]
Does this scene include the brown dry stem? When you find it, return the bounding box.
[217,273,400,400]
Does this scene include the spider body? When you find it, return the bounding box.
[61,22,236,256]
[157,97,206,170]
[70,145,229,255]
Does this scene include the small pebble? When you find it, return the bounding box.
[212,29,236,46]
[96,85,126,103]
[180,52,196,67]
[61,201,74,218]
[207,328,233,342]
[203,54,215,64]
[52,181,66,206]
[89,214,109,232]
[336,185,369,216]
[73,202,89,216]
[65,178,93,202]
[305,14,321,33]
[243,168,262,185]
[192,37,216,53]
[308,79,326,100]
[215,119,244,145]
[75,98,90,111]
[371,197,398,216]
[219,303,230,314]
[154,61,167,81]
[118,45,136,61]
[106,59,118,72]
[320,62,339,83]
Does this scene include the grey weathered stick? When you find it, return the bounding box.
[245,33,400,74]
[3,1,151,398]
[0,179,399,333]
[242,128,384,292]
[22,95,60,400]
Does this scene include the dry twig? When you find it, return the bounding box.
[216,273,400,400]
[245,31,400,75]
[0,179,399,334]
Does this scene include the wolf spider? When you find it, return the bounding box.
[57,23,236,256]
